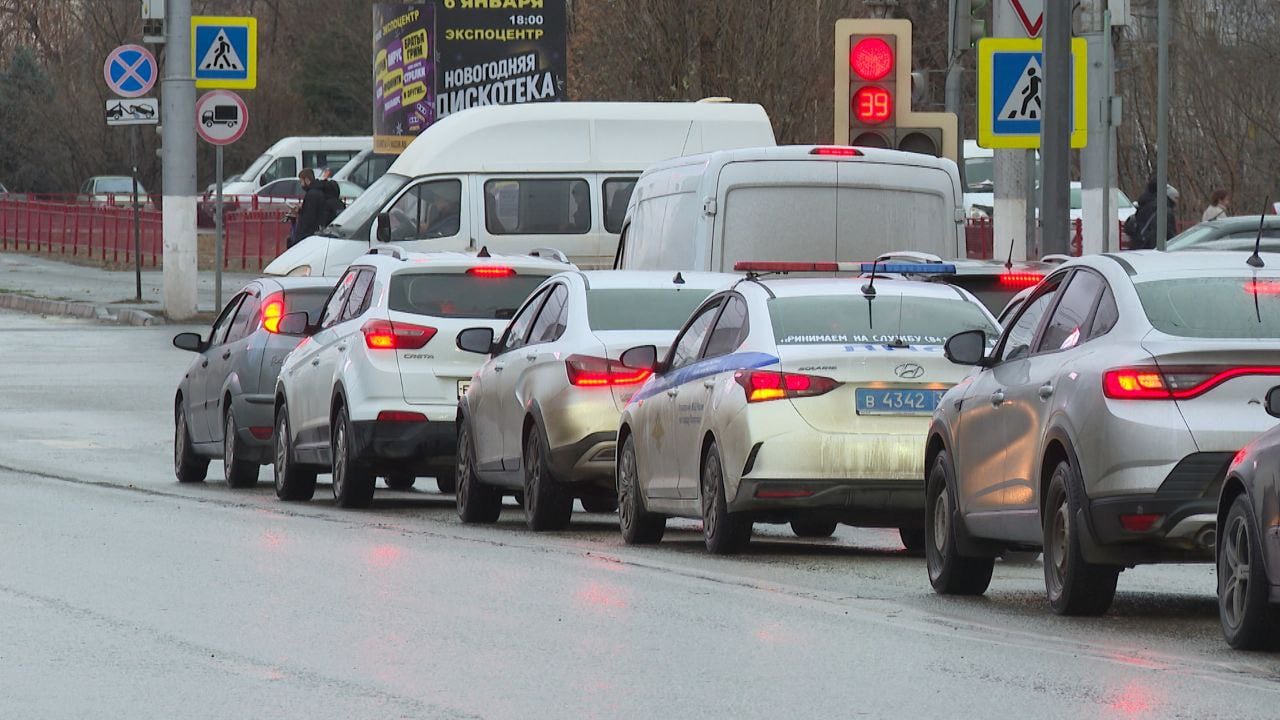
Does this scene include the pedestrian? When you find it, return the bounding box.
[1125,177,1179,250]
[292,168,328,245]
[319,174,345,227]
[1202,188,1229,222]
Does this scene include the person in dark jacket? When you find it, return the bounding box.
[319,175,344,227]
[292,169,328,244]
[1126,177,1179,250]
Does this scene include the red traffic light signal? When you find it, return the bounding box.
[850,37,894,81]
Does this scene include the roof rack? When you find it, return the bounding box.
[367,246,406,260]
[528,247,570,264]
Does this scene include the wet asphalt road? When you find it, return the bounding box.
[2,309,1279,719]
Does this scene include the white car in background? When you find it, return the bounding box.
[453,270,735,529]
[613,262,999,553]
[272,247,571,507]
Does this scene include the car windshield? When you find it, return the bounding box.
[586,288,716,331]
[964,156,992,192]
[1136,275,1280,338]
[95,177,136,194]
[236,153,272,184]
[769,294,997,346]
[322,173,408,239]
[388,271,550,319]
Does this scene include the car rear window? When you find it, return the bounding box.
[1135,276,1280,338]
[283,287,332,324]
[586,288,716,331]
[389,272,548,319]
[769,294,997,346]
[937,275,1039,316]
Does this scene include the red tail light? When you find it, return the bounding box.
[1104,365,1280,400]
[810,146,863,157]
[261,292,286,333]
[361,319,437,350]
[377,410,427,422]
[565,355,652,387]
[999,272,1044,288]
[734,370,840,403]
[467,266,516,278]
[1119,513,1163,532]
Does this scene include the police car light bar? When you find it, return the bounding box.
[734,261,957,274]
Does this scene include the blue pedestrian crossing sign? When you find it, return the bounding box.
[192,16,257,90]
[977,37,1087,149]
[103,45,157,99]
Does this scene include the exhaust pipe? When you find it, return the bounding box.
[1196,526,1217,552]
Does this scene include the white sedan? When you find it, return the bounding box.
[614,262,999,554]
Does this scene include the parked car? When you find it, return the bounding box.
[254,177,363,210]
[1166,215,1280,254]
[1217,388,1280,649]
[966,180,1136,224]
[80,176,150,208]
[221,136,372,196]
[612,263,998,553]
[172,276,338,487]
[271,247,571,507]
[453,269,735,529]
[927,251,1280,615]
[333,148,397,189]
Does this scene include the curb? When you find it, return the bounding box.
[0,293,159,326]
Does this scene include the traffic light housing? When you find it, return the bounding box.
[968,0,990,48]
[834,18,958,165]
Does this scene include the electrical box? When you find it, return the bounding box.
[141,0,164,19]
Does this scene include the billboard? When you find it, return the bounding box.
[373,3,435,154]
[373,1,568,154]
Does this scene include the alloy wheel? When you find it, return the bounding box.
[1221,514,1252,630]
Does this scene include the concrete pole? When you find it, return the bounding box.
[993,0,1029,260]
[1155,0,1170,249]
[946,0,967,189]
[162,0,198,319]
[1080,0,1120,255]
[1039,0,1071,256]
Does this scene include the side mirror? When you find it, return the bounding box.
[944,330,989,367]
[376,212,392,243]
[1267,387,1280,419]
[277,311,311,336]
[620,345,658,371]
[457,327,495,354]
[172,332,205,353]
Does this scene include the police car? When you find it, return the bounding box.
[612,261,1000,554]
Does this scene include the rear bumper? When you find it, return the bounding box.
[728,477,924,527]
[1079,452,1231,564]
[548,431,616,487]
[349,418,457,470]
[232,393,278,464]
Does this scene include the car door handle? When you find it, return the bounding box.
[1038,383,1055,399]
[201,359,209,368]
[666,388,679,397]
[494,364,505,373]
[311,358,320,366]
[525,353,538,362]
[221,350,231,360]
[990,390,1005,406]
[338,344,347,352]
[703,379,715,389]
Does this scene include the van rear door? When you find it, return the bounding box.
[713,160,839,271]
[835,160,960,260]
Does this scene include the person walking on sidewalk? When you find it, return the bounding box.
[1202,188,1229,222]
[292,169,327,246]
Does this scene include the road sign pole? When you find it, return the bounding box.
[130,126,142,302]
[1155,0,1169,250]
[993,0,1029,260]
[162,0,198,319]
[1039,0,1070,256]
[215,145,223,309]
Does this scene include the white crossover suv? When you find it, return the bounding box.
[272,247,571,507]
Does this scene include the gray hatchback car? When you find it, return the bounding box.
[926,251,1280,615]
[173,277,336,487]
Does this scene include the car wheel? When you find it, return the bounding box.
[790,518,838,538]
[273,405,316,501]
[455,417,501,523]
[617,434,664,545]
[925,450,994,595]
[899,527,926,555]
[432,466,457,494]
[174,403,209,483]
[1219,494,1280,650]
[384,473,416,490]
[331,406,375,509]
[701,440,751,555]
[1043,461,1120,616]
[580,496,618,514]
[522,424,572,531]
[223,409,259,488]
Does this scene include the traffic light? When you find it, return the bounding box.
[968,0,990,48]
[834,18,958,165]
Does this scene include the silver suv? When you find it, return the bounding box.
[926,251,1280,615]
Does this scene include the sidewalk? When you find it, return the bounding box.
[0,252,257,322]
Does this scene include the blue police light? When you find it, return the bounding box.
[860,263,957,274]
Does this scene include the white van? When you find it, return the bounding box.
[221,136,374,195]
[613,145,965,272]
[263,102,776,277]
[332,148,397,189]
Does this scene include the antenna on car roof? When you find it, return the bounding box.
[860,259,879,298]
[1005,238,1015,272]
[1248,197,1269,268]
[672,272,685,285]
[477,246,491,258]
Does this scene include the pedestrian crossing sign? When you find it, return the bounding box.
[192,16,257,90]
[977,37,1086,149]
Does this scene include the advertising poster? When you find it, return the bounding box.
[373,3,435,154]
[435,0,569,121]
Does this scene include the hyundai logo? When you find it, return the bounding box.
[894,363,925,379]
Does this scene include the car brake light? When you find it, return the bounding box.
[377,410,427,422]
[261,292,286,333]
[361,319,437,350]
[810,146,863,157]
[468,266,516,278]
[734,370,840,403]
[999,273,1044,288]
[1103,365,1280,400]
[565,355,652,387]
